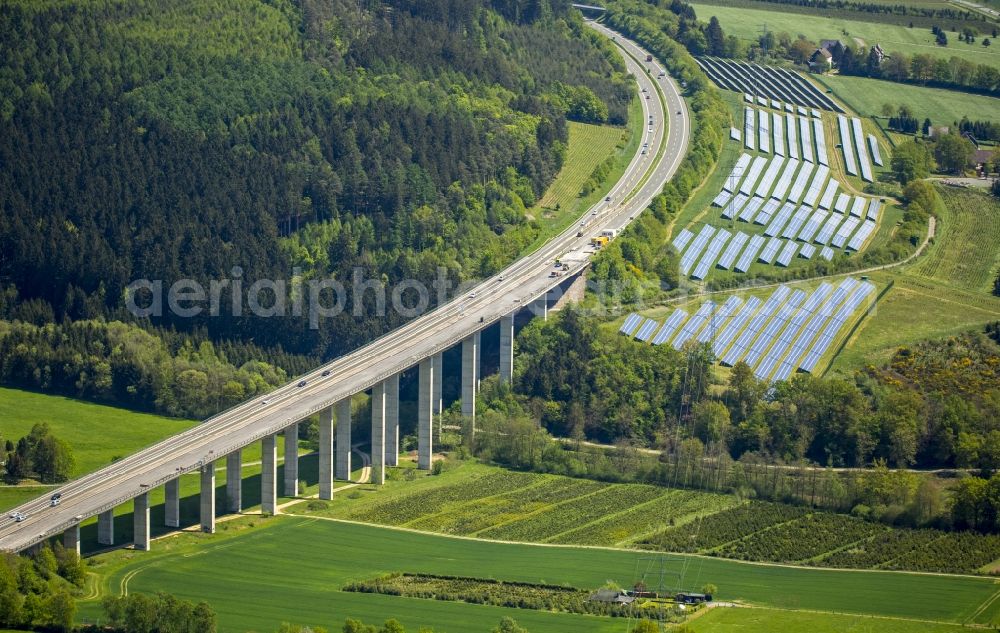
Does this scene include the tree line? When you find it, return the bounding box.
[3,422,74,484]
[0,543,84,632]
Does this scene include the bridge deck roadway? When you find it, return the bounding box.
[0,21,690,553]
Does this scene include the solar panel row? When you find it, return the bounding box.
[799,243,816,259]
[717,231,750,269]
[815,212,845,245]
[695,58,844,112]
[801,165,829,207]
[758,236,784,264]
[673,301,717,349]
[818,179,839,210]
[834,193,851,214]
[786,162,815,204]
[755,156,786,197]
[868,135,884,166]
[652,309,688,345]
[758,109,771,153]
[680,225,716,275]
[813,118,829,166]
[619,313,642,335]
[764,202,797,237]
[797,209,828,243]
[697,295,743,344]
[730,127,741,141]
[635,318,659,342]
[744,107,756,151]
[782,206,812,239]
[692,229,732,280]
[775,240,799,267]
[820,246,835,261]
[849,196,866,218]
[755,283,833,380]
[773,111,785,156]
[738,196,765,223]
[847,219,877,251]
[799,117,815,163]
[837,115,858,176]
[672,228,695,252]
[714,295,763,357]
[785,113,799,160]
[754,198,782,226]
[851,117,874,182]
[771,281,846,381]
[712,190,733,208]
[735,234,767,272]
[770,160,800,200]
[743,289,807,368]
[739,157,769,196]
[866,198,882,221]
[721,193,750,220]
[831,216,860,249]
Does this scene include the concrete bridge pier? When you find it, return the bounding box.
[226,450,242,512]
[417,357,434,470]
[500,313,514,384]
[97,510,114,546]
[262,433,277,515]
[385,373,400,467]
[284,422,299,496]
[371,382,386,485]
[63,525,80,556]
[461,331,480,430]
[335,398,352,481]
[319,406,334,499]
[200,462,216,534]
[134,493,150,550]
[432,352,443,416]
[165,478,180,528]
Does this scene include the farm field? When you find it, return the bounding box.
[524,96,643,252]
[290,461,1000,575]
[690,2,1000,71]
[816,74,1000,125]
[78,516,1000,632]
[689,606,970,632]
[0,387,197,478]
[912,186,1000,294]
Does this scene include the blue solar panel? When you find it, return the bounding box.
[847,219,876,251]
[785,162,815,203]
[775,240,799,267]
[772,111,785,156]
[765,202,797,237]
[868,135,883,166]
[739,157,769,196]
[815,213,845,245]
[692,229,732,280]
[744,108,756,151]
[673,301,717,349]
[755,283,833,380]
[797,209,828,243]
[680,225,716,275]
[800,280,874,373]
[721,193,750,220]
[849,196,866,218]
[735,234,766,272]
[866,198,882,220]
[819,246,835,261]
[619,313,642,335]
[697,296,743,344]
[712,190,733,208]
[754,156,786,197]
[758,237,784,264]
[754,198,782,226]
[799,116,814,163]
[832,217,860,249]
[852,117,874,182]
[782,206,812,239]
[672,228,695,252]
[801,165,829,207]
[770,160,800,201]
[717,232,750,270]
[785,113,799,160]
[635,318,659,342]
[818,179,839,210]
[738,196,765,223]
[652,309,688,345]
[799,243,816,259]
[813,118,828,166]
[758,109,770,153]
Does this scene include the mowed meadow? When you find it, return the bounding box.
[79,516,1000,632]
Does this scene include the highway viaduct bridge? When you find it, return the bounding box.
[0,21,690,556]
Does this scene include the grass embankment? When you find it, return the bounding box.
[0,387,197,478]
[689,2,1000,72]
[690,606,971,632]
[830,186,1000,371]
[79,515,1000,632]
[817,74,1000,126]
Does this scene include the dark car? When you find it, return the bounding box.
[298,380,307,387]
[321,370,331,377]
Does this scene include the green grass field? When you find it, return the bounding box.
[815,74,1000,126]
[77,516,1000,632]
[912,186,1000,294]
[0,387,197,477]
[829,185,1000,372]
[690,2,1000,72]
[689,606,971,632]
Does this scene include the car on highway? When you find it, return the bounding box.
[605,196,612,202]
[14,514,25,522]
[261,399,270,405]
[297,380,307,387]
[50,493,61,507]
[677,110,682,115]
[467,292,476,299]
[321,369,331,377]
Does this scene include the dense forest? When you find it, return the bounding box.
[0,0,632,368]
[511,307,1000,472]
